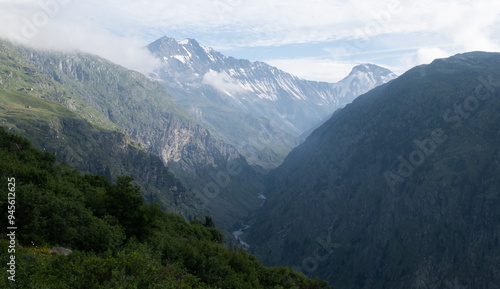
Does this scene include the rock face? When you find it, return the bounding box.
[7,41,264,230]
[148,36,396,168]
[0,40,202,219]
[248,52,500,288]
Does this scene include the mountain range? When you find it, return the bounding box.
[2,34,498,289]
[0,39,203,219]
[1,36,392,234]
[0,39,266,232]
[148,36,396,168]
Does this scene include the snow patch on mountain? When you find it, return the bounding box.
[173,55,188,64]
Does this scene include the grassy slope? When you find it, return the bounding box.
[9,40,266,231]
[0,40,203,219]
[0,127,332,289]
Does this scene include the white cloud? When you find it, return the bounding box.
[417,47,451,64]
[202,70,246,95]
[429,0,500,52]
[111,0,499,53]
[0,0,499,80]
[0,0,160,74]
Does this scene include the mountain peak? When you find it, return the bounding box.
[331,63,397,104]
[148,36,200,50]
[147,36,397,167]
[352,63,375,71]
[350,63,393,75]
[147,36,177,52]
[157,35,177,43]
[177,38,190,45]
[177,38,199,46]
[342,63,398,88]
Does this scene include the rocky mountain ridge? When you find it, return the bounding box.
[2,39,264,231]
[0,39,201,218]
[148,36,397,168]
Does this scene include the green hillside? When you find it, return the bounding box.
[0,39,202,219]
[0,127,331,288]
[5,39,266,231]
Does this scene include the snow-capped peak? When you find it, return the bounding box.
[148,36,397,136]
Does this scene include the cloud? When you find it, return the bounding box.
[0,0,160,74]
[417,47,451,64]
[429,0,500,52]
[202,70,246,95]
[103,0,500,80]
[115,0,500,52]
[0,0,499,81]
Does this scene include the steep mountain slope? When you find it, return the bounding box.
[5,40,265,231]
[148,36,396,168]
[0,39,201,219]
[248,52,500,288]
[0,128,332,289]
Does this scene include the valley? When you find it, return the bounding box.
[1,36,499,289]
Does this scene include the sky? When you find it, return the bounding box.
[0,0,499,82]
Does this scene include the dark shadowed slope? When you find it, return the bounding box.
[249,52,500,289]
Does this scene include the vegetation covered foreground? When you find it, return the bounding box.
[0,127,331,288]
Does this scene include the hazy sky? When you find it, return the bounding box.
[1,0,499,82]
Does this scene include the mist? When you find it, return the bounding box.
[0,0,160,75]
